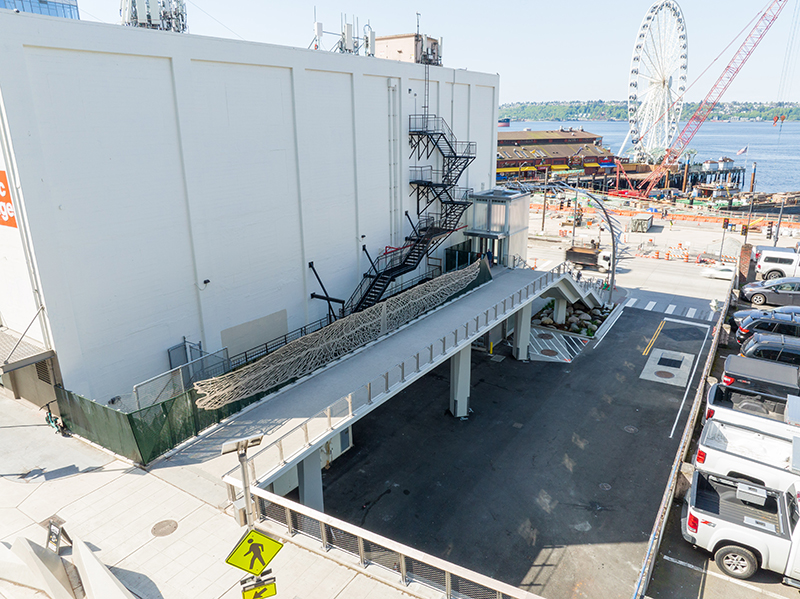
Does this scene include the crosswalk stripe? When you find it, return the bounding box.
[665,304,676,314]
[707,311,716,321]
[686,308,697,318]
[625,298,637,307]
[645,301,657,311]
[536,260,552,270]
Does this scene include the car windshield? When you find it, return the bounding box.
[788,490,800,532]
[741,337,756,353]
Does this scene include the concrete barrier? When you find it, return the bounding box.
[72,536,137,599]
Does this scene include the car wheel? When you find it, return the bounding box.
[714,545,758,579]
[750,294,766,306]
[765,270,783,280]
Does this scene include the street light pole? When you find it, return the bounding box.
[774,197,786,247]
[221,434,264,530]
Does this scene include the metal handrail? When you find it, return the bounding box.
[229,314,335,370]
[223,263,575,487]
[245,486,542,599]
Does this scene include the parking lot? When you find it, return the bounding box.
[318,306,717,599]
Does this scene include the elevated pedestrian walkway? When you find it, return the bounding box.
[151,264,604,508]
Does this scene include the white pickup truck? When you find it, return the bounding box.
[695,419,800,490]
[683,471,800,585]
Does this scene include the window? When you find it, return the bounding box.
[764,256,794,265]
[754,321,777,332]
[778,350,800,366]
[755,348,781,360]
[774,323,798,336]
[776,283,796,291]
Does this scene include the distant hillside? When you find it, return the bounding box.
[499,101,800,122]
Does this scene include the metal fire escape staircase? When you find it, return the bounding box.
[343,114,476,315]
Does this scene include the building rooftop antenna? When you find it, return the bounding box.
[120,0,187,33]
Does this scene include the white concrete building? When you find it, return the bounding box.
[0,10,499,405]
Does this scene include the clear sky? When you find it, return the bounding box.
[76,0,799,104]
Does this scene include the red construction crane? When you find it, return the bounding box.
[640,0,789,198]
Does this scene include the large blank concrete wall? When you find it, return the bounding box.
[0,11,498,402]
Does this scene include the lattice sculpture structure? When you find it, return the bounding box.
[194,260,482,410]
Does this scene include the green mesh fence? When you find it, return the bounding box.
[56,386,143,464]
[56,386,267,465]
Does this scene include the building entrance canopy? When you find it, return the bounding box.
[0,327,53,374]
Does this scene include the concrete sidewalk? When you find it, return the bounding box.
[0,390,429,599]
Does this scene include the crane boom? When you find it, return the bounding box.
[640,0,789,197]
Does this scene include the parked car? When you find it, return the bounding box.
[701,265,736,280]
[729,305,800,332]
[694,418,800,490]
[757,252,800,280]
[704,356,800,437]
[741,333,800,366]
[754,243,800,263]
[741,277,800,306]
[735,311,800,344]
[682,471,800,582]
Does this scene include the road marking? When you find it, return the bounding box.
[536,260,552,270]
[665,304,676,314]
[707,311,716,321]
[669,321,711,439]
[643,320,665,356]
[661,554,789,599]
[686,307,697,318]
[593,305,625,348]
[625,298,638,307]
[645,301,657,311]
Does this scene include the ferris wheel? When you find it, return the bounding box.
[623,0,688,163]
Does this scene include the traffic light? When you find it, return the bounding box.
[767,221,773,239]
[722,218,729,229]
[559,200,564,210]
[566,199,571,208]
[741,225,748,236]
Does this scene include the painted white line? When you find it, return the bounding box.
[686,307,697,318]
[665,304,676,315]
[594,306,625,348]
[707,311,716,321]
[670,323,710,439]
[625,298,638,307]
[661,555,788,599]
[536,260,552,270]
[663,317,711,330]
[645,301,657,311]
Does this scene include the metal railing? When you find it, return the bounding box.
[229,314,335,370]
[408,115,477,158]
[223,263,582,490]
[131,347,230,411]
[631,265,736,598]
[247,487,538,599]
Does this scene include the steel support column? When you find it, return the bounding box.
[297,449,324,512]
[449,345,471,418]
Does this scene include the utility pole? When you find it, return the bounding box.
[774,197,786,247]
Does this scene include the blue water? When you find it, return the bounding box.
[506,120,800,193]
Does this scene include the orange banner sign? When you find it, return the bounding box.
[0,171,16,228]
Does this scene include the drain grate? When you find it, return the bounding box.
[658,356,683,369]
[151,520,178,537]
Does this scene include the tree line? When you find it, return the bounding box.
[499,101,800,122]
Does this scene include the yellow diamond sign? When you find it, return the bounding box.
[226,529,283,575]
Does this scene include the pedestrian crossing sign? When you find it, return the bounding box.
[226,529,283,575]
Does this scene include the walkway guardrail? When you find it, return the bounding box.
[631,264,737,599]
[244,486,541,599]
[222,263,603,491]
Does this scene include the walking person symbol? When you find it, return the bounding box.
[245,538,266,571]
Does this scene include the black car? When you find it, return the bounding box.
[740,277,800,306]
[735,311,800,344]
[729,305,800,332]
